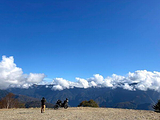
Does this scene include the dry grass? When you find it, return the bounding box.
[0,107,160,120]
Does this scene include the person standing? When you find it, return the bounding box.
[41,97,46,113]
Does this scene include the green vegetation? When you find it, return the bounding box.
[153,100,160,112]
[78,99,99,107]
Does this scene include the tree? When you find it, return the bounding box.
[78,99,99,107]
[0,93,22,109]
[153,100,160,112]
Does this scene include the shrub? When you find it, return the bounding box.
[78,99,99,107]
[153,100,160,112]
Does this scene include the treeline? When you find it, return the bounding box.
[0,93,25,109]
[153,100,160,112]
[0,93,55,109]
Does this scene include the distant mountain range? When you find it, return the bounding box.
[6,84,160,110]
[0,90,9,99]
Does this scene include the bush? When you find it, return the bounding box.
[153,100,160,112]
[78,99,99,107]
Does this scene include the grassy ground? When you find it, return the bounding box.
[0,107,159,120]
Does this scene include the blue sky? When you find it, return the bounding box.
[0,0,160,81]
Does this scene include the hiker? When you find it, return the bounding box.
[41,97,46,113]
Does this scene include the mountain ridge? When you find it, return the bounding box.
[6,85,160,110]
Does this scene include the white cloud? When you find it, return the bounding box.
[0,56,45,89]
[52,85,63,91]
[103,77,113,87]
[50,70,160,92]
[1,56,160,92]
[123,83,133,91]
[88,74,104,84]
[90,81,97,87]
[76,77,89,88]
[52,78,71,89]
[27,73,45,83]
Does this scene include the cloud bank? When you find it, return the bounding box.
[0,56,45,89]
[51,71,160,92]
[1,56,160,92]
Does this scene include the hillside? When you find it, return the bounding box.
[0,90,54,108]
[7,85,160,110]
[0,90,9,99]
[0,107,159,120]
[15,95,54,108]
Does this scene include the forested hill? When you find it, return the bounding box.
[7,85,160,110]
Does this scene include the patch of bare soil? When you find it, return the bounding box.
[0,107,160,120]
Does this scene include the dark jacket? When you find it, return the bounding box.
[41,98,46,105]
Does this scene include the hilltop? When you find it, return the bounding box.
[0,107,159,120]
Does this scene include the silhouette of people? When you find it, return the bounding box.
[41,97,46,113]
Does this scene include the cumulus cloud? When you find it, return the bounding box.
[51,78,71,90]
[1,56,160,92]
[76,77,89,88]
[50,70,160,92]
[0,56,45,89]
[52,85,64,91]
[88,74,104,84]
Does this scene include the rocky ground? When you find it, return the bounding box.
[0,107,159,120]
